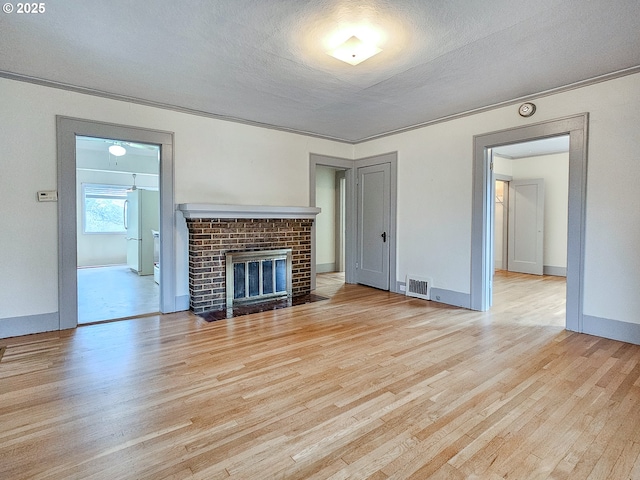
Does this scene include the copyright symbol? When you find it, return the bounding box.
[2,3,13,13]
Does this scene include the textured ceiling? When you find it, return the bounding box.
[1,1,639,142]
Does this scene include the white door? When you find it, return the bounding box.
[356,163,390,289]
[508,178,545,275]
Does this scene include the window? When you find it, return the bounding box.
[83,184,128,234]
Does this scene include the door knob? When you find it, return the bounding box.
[381,232,387,242]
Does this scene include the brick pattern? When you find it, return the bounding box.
[186,218,313,313]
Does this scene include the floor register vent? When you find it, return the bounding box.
[405,275,432,301]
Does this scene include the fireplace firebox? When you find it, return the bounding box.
[226,249,292,308]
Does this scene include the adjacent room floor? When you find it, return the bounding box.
[77,265,159,324]
[492,270,566,327]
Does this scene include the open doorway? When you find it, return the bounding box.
[315,165,347,292]
[57,117,176,332]
[76,136,160,324]
[490,136,569,326]
[309,153,354,296]
[471,114,588,333]
[309,152,398,296]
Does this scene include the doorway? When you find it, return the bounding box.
[315,165,346,275]
[490,137,570,324]
[310,154,353,291]
[315,165,347,292]
[75,136,161,324]
[494,179,509,271]
[309,152,398,293]
[493,136,570,275]
[471,114,588,333]
[57,117,176,331]
[356,162,391,290]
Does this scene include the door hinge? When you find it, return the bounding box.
[355,262,359,269]
[490,161,494,171]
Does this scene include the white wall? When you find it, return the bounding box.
[355,73,640,326]
[315,166,336,270]
[511,152,569,270]
[0,77,352,324]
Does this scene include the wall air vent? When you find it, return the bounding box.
[405,275,432,301]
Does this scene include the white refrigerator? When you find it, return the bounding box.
[125,189,159,275]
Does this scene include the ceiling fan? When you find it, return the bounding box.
[128,173,138,191]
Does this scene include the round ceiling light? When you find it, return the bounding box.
[109,144,127,156]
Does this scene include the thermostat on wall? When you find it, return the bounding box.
[37,190,58,202]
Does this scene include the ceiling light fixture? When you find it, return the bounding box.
[109,144,126,157]
[328,35,382,65]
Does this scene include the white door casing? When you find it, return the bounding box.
[508,178,545,275]
[309,152,397,293]
[356,163,391,290]
[471,113,588,333]
[57,117,176,331]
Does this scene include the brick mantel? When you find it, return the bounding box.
[179,205,320,314]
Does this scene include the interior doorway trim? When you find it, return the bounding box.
[334,170,346,273]
[494,175,511,271]
[470,114,588,332]
[310,152,398,293]
[57,116,176,330]
[309,154,355,290]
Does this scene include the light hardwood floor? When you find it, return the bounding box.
[1,273,639,479]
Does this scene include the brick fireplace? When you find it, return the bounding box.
[178,204,320,314]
